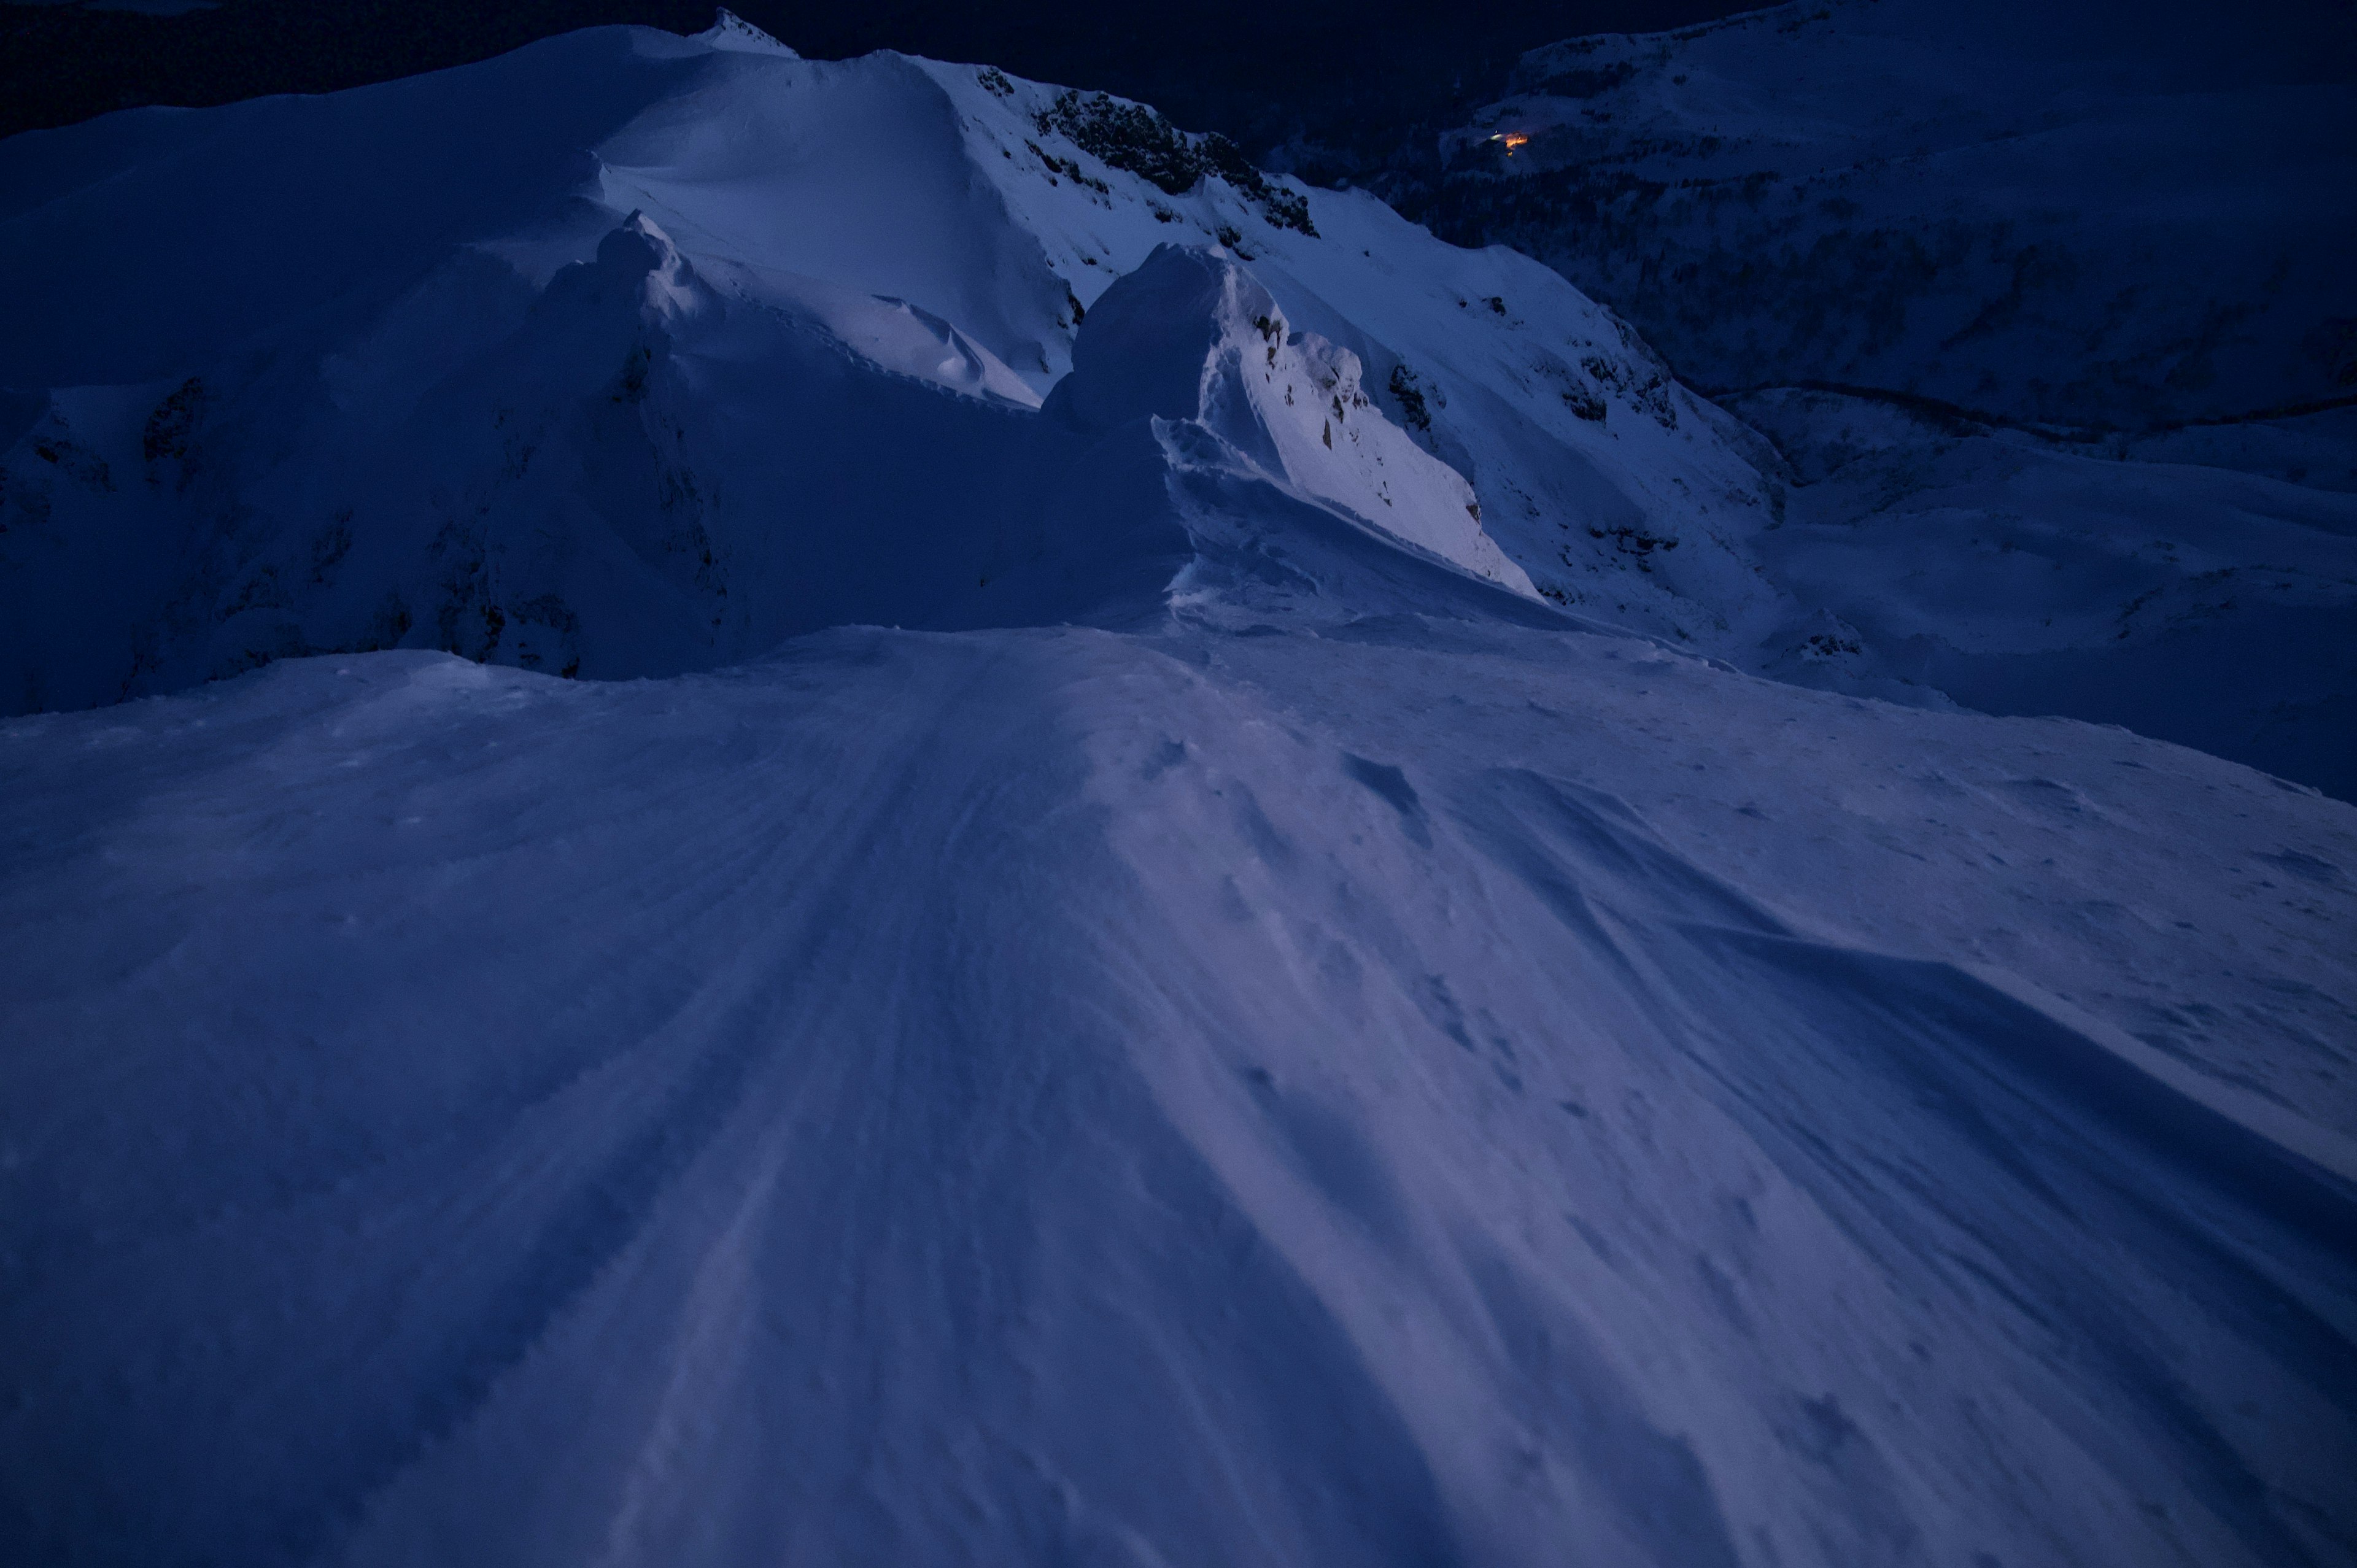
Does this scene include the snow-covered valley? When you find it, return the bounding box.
[1415,0,2357,432]
[3,10,2355,1566]
[1392,0,2357,798]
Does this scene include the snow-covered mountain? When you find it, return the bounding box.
[1419,0,2357,430]
[7,7,2353,797]
[1391,0,2357,796]
[0,18,1779,698]
[4,12,2356,1567]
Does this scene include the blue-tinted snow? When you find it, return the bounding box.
[1433,0,2357,796]
[2,13,2355,1566]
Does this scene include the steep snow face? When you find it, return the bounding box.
[926,58,1790,643]
[0,7,2350,800]
[1050,245,1533,596]
[0,17,1798,722]
[1430,0,2357,431]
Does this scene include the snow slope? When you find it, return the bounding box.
[1729,386,2357,796]
[0,14,1779,708]
[6,585,2356,1568]
[4,15,2357,1566]
[1401,0,2357,796]
[4,7,2352,796]
[1426,0,2357,431]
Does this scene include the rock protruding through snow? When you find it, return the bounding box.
[1051,245,1537,595]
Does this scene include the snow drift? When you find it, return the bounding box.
[6,611,2355,1568]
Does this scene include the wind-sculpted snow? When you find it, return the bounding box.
[1050,245,1531,595]
[4,616,2355,1567]
[3,20,2357,1561]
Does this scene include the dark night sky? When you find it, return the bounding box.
[1,1,1767,151]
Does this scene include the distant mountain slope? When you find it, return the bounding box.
[1366,0,2357,795]
[0,18,1792,703]
[1399,0,2357,431]
[1,4,2351,806]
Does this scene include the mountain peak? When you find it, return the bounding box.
[697,8,799,59]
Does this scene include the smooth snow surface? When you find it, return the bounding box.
[4,14,2357,1567]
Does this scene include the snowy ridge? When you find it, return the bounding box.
[1049,245,1534,597]
[2,14,2356,1566]
[6,14,2347,792]
[694,9,797,57]
[0,22,1794,716]
[4,622,2353,1567]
